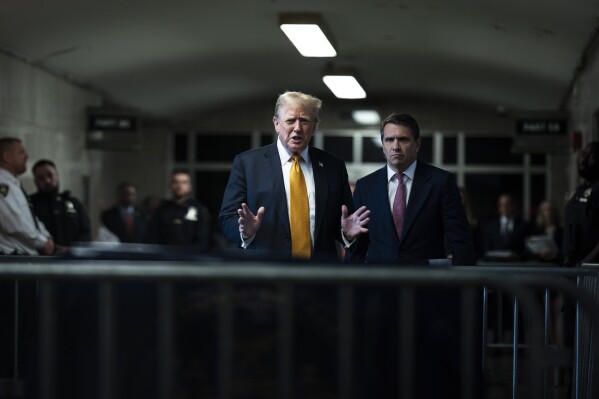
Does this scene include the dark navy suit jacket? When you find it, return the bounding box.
[101,205,147,243]
[346,161,480,398]
[219,143,353,260]
[483,217,530,258]
[346,161,476,265]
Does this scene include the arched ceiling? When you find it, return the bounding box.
[1,0,598,119]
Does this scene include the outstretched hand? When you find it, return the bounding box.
[238,203,265,239]
[341,205,370,241]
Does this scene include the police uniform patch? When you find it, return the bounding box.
[65,200,77,213]
[184,206,198,221]
[0,184,8,197]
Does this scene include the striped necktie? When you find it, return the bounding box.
[289,154,311,258]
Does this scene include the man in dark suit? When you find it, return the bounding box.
[483,193,530,260]
[219,91,369,261]
[345,113,477,399]
[218,91,369,396]
[346,113,475,265]
[101,182,147,243]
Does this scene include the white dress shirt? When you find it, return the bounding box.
[500,216,514,236]
[0,167,51,255]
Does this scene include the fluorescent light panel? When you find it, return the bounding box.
[280,24,336,57]
[352,110,380,125]
[322,75,367,99]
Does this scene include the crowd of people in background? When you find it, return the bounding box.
[0,138,213,254]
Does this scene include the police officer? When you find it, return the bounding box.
[30,159,91,249]
[563,141,599,266]
[0,138,53,381]
[562,142,599,394]
[144,170,210,248]
[0,137,54,255]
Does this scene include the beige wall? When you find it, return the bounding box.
[0,52,172,236]
[0,52,102,228]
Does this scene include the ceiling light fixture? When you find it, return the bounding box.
[279,13,337,57]
[352,110,381,125]
[322,68,367,99]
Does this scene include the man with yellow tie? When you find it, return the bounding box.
[219,91,369,260]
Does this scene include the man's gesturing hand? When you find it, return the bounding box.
[341,205,370,241]
[238,203,265,239]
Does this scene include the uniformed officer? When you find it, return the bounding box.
[30,159,91,249]
[144,170,210,248]
[563,141,599,266]
[0,137,54,255]
[561,141,599,381]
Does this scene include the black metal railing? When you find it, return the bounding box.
[1,256,598,399]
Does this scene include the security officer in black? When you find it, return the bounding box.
[562,141,599,374]
[563,141,599,266]
[30,159,91,250]
[144,170,210,249]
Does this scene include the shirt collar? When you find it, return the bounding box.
[276,138,311,166]
[119,205,135,214]
[0,167,20,185]
[387,160,417,183]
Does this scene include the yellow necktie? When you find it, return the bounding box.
[290,154,311,258]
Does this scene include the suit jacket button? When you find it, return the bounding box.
[285,234,290,241]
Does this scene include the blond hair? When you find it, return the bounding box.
[274,91,322,127]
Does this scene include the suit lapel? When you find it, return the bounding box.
[400,162,432,244]
[310,148,327,243]
[264,144,290,235]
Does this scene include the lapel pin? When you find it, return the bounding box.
[319,162,324,167]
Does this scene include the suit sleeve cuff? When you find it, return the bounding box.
[240,233,255,249]
[341,229,356,248]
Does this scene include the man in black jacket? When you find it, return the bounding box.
[31,159,91,250]
[145,170,210,249]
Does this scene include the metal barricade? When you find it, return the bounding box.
[0,258,598,399]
